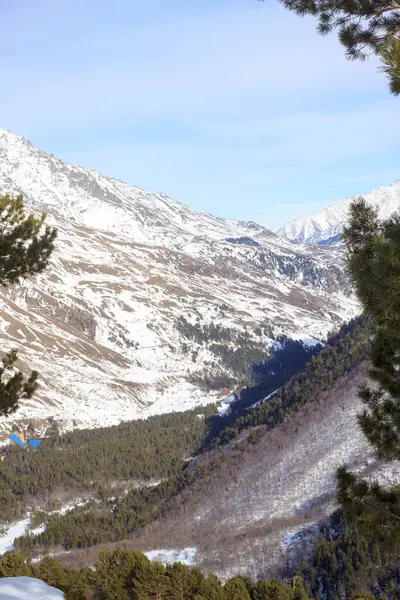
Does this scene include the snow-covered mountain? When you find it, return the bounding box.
[0,129,359,433]
[0,129,269,248]
[279,180,400,245]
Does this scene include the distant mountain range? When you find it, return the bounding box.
[278,180,400,244]
[0,129,358,433]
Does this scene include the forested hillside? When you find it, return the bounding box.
[3,519,400,600]
[209,315,370,446]
[0,406,217,523]
[298,510,400,599]
[0,230,397,598]
[7,316,373,561]
[0,547,310,600]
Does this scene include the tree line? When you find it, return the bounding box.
[209,315,371,447]
[8,314,369,554]
[3,527,398,600]
[0,544,364,600]
[0,405,216,523]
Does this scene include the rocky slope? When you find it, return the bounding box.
[0,129,358,433]
[279,179,400,244]
[58,363,400,580]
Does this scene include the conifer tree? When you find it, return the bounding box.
[0,193,57,416]
[338,198,400,540]
[0,550,32,578]
[33,556,69,591]
[197,573,227,600]
[223,578,251,600]
[165,562,197,600]
[342,198,400,460]
[252,578,293,600]
[0,349,39,416]
[271,0,400,94]
[292,575,311,600]
[94,548,144,600]
[0,194,56,284]
[133,560,169,600]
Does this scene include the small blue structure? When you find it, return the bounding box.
[9,433,26,448]
[28,440,41,450]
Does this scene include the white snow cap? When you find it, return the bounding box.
[0,577,64,599]
[278,180,400,244]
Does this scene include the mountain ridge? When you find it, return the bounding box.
[278,179,400,244]
[0,129,358,433]
[0,129,275,248]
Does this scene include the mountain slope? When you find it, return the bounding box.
[54,362,397,581]
[6,319,373,575]
[8,317,399,589]
[278,179,400,244]
[0,130,359,433]
[0,129,270,248]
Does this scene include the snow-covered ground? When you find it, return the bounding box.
[217,394,237,417]
[282,522,319,550]
[248,388,281,410]
[0,577,64,599]
[0,499,94,556]
[288,333,324,347]
[144,547,197,566]
[0,518,45,555]
[0,129,359,434]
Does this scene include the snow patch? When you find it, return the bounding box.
[217,394,236,417]
[288,333,324,348]
[248,388,280,410]
[0,517,47,555]
[144,547,197,566]
[0,577,64,599]
[0,519,31,554]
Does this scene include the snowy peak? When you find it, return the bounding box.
[0,128,273,249]
[278,179,400,245]
[0,130,359,432]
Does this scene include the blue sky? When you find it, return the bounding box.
[2,0,399,229]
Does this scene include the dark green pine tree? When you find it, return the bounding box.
[342,198,400,460]
[196,573,227,600]
[133,560,170,600]
[0,193,57,416]
[268,0,400,94]
[252,578,293,600]
[223,577,251,600]
[33,556,69,592]
[337,198,400,541]
[0,550,32,577]
[94,548,146,600]
[292,575,311,600]
[165,562,197,600]
[0,194,56,284]
[0,349,39,416]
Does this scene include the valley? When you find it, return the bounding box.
[0,317,386,584]
[0,129,360,433]
[1,130,400,598]
[3,0,400,594]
